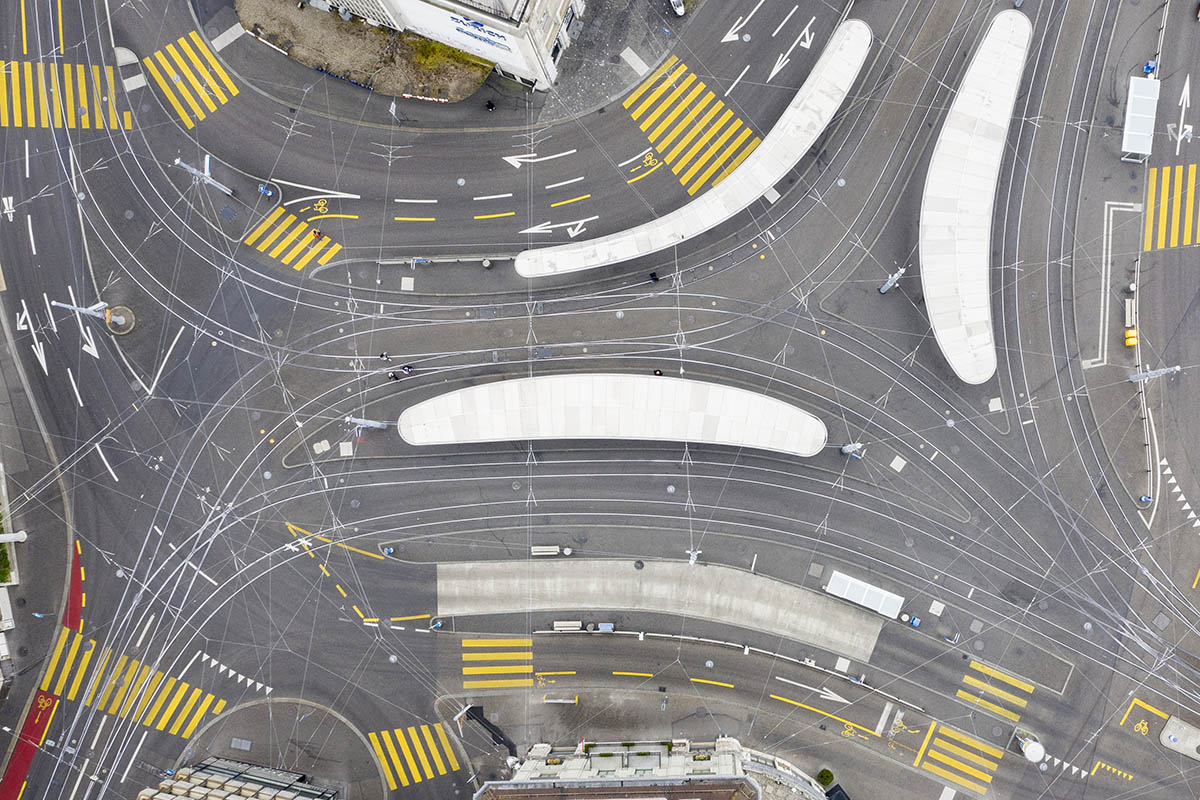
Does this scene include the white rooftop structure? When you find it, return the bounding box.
[398,374,828,457]
[919,10,1031,384]
[1120,76,1159,162]
[515,18,873,278]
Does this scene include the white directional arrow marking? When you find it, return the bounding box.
[30,338,47,375]
[80,326,99,359]
[503,149,577,168]
[1178,75,1191,156]
[519,216,599,236]
[774,675,850,704]
[722,0,767,42]
[16,299,31,331]
[768,17,816,81]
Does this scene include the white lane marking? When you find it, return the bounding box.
[545,175,585,189]
[89,715,107,749]
[42,293,57,332]
[725,64,750,97]
[119,731,147,783]
[30,337,47,374]
[211,22,245,51]
[167,542,218,586]
[66,368,83,407]
[95,443,119,482]
[773,675,849,704]
[773,5,798,36]
[67,757,89,800]
[473,192,513,201]
[618,148,652,167]
[135,613,156,648]
[177,649,201,680]
[153,525,164,536]
[24,139,29,179]
[147,326,184,396]
[122,73,146,92]
[26,215,36,254]
[274,179,360,202]
[620,47,649,76]
[392,198,438,203]
[503,149,576,168]
[937,787,956,800]
[875,701,894,735]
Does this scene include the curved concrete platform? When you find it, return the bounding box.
[514,19,874,279]
[398,373,828,457]
[919,10,1032,384]
[437,559,883,662]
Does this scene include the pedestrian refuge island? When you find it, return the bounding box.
[514,19,873,278]
[397,373,828,457]
[919,10,1032,384]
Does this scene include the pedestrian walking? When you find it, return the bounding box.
[379,352,391,361]
[653,369,663,376]
[312,229,323,239]
[486,100,495,112]
[387,371,399,381]
[402,365,413,375]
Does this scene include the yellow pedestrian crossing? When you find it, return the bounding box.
[1143,164,1200,251]
[956,660,1033,724]
[461,638,534,689]
[142,31,238,130]
[914,721,1004,796]
[243,206,344,270]
[623,56,760,196]
[368,723,462,791]
[0,61,133,129]
[38,626,227,739]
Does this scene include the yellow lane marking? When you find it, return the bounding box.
[628,161,663,183]
[1144,167,1157,251]
[408,726,434,779]
[37,699,58,746]
[934,738,999,770]
[369,733,398,791]
[955,690,1019,721]
[142,676,175,728]
[75,63,87,129]
[927,748,993,782]
[1171,164,1183,248]
[613,671,654,677]
[771,694,880,738]
[936,726,1005,758]
[212,698,226,715]
[435,723,461,771]
[392,614,431,622]
[914,722,938,765]
[623,55,680,109]
[550,194,590,208]
[36,63,48,127]
[335,584,347,598]
[395,216,437,222]
[104,66,119,128]
[462,651,531,661]
[968,661,1034,693]
[640,73,696,131]
[40,627,71,692]
[920,760,987,795]
[181,693,216,738]
[1194,565,1200,589]
[690,678,733,688]
[394,728,423,783]
[10,62,21,128]
[1120,697,1168,725]
[535,671,576,676]
[1157,166,1170,250]
[1091,760,1133,779]
[57,0,64,55]
[474,211,515,219]
[422,725,447,775]
[462,639,533,647]
[0,62,9,127]
[23,63,34,129]
[284,524,385,560]
[462,678,534,688]
[961,674,1028,708]
[20,0,26,55]
[53,630,83,695]
[305,213,358,222]
[382,730,410,787]
[463,665,533,675]
[66,642,95,701]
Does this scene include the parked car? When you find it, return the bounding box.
[670,0,686,16]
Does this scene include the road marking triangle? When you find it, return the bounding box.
[1169,476,1177,485]
[1161,457,1170,465]
[1164,467,1173,475]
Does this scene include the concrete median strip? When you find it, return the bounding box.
[437,559,883,662]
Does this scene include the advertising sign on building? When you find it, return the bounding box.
[399,3,531,73]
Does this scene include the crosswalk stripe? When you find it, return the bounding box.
[255,213,295,251]
[119,665,153,718]
[84,647,113,706]
[168,687,203,735]
[268,221,308,258]
[142,676,176,727]
[178,38,228,105]
[155,681,190,731]
[63,63,75,128]
[435,723,460,772]
[106,657,140,714]
[961,674,1027,708]
[212,698,227,715]
[623,55,679,109]
[649,80,704,142]
[933,738,999,770]
[674,109,734,174]
[181,693,216,738]
[408,726,435,779]
[712,137,759,185]
[91,65,105,128]
[684,121,747,191]
[189,31,238,96]
[11,61,22,127]
[657,90,713,150]
[664,101,721,163]
[640,73,695,131]
[23,63,34,129]
[1157,167,1170,250]
[36,63,49,127]
[156,51,203,120]
[462,651,532,661]
[382,730,410,787]
[936,725,1005,758]
[290,237,329,270]
[369,733,398,791]
[1186,164,1197,246]
[920,760,987,795]
[167,43,216,112]
[281,233,316,265]
[632,64,688,120]
[421,725,447,775]
[968,661,1033,693]
[462,638,533,647]
[463,665,534,675]
[315,242,341,265]
[1143,168,1157,251]
[132,670,163,722]
[143,57,193,129]
[462,678,534,688]
[66,641,95,701]
[105,66,118,128]
[394,728,423,784]
[0,63,8,127]
[41,627,71,693]
[1172,164,1183,248]
[50,66,61,127]
[96,654,128,709]
[77,64,90,129]
[244,207,285,246]
[955,689,1019,721]
[927,748,993,783]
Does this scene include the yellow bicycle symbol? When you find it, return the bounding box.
[642,153,659,168]
[1134,719,1149,735]
[313,198,329,213]
[841,722,856,739]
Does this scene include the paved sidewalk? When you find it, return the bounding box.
[189,0,692,129]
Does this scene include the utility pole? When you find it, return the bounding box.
[50,299,126,327]
[345,417,389,430]
[879,265,906,294]
[174,155,233,197]
[840,443,864,459]
[686,549,701,565]
[1129,365,1181,383]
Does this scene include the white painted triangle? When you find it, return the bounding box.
[1193,519,1200,527]
[1072,766,1081,777]
[1182,502,1191,510]
[1161,457,1170,465]
[1173,486,1182,494]
[200,653,209,664]
[218,665,228,676]
[255,681,263,692]
[238,675,247,685]
[1169,476,1178,485]
[1054,757,1061,767]
[1189,510,1197,519]
[1164,467,1173,475]
[265,686,273,695]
